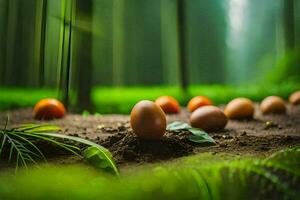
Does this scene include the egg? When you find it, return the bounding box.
[289,91,300,105]
[224,97,254,119]
[34,98,66,120]
[187,96,213,112]
[155,96,180,114]
[130,100,166,139]
[260,96,286,114]
[190,106,227,132]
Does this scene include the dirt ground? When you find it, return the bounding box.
[0,104,300,168]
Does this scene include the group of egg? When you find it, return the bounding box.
[130,91,300,139]
[31,91,300,140]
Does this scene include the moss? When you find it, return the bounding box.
[0,147,299,200]
[0,82,299,114]
[0,87,57,111]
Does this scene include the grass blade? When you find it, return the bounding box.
[0,134,7,157]
[16,124,61,133]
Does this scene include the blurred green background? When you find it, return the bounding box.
[0,0,299,113]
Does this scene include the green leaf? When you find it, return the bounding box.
[82,110,90,118]
[167,121,191,131]
[83,146,119,176]
[35,132,113,158]
[187,130,216,144]
[20,132,82,157]
[16,124,61,133]
[94,112,102,117]
[167,122,216,145]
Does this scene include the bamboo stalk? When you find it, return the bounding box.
[177,0,188,92]
[59,0,73,108]
[38,0,48,87]
[112,0,125,86]
[5,0,19,86]
[74,0,93,112]
[283,0,295,50]
[0,0,9,85]
[64,0,74,109]
[58,0,67,92]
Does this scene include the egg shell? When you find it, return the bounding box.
[190,105,227,133]
[34,98,66,120]
[155,96,180,114]
[187,96,213,112]
[224,98,254,119]
[130,100,167,139]
[289,91,300,105]
[260,96,286,114]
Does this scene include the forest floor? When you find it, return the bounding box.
[0,104,300,171]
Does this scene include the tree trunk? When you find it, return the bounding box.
[112,0,125,86]
[283,0,295,50]
[39,0,48,86]
[73,0,93,112]
[0,0,9,85]
[177,0,188,91]
[59,0,73,108]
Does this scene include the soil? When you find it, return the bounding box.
[0,104,300,169]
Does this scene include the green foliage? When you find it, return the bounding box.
[83,146,119,176]
[0,147,299,200]
[0,121,118,175]
[267,47,300,83]
[92,83,299,113]
[92,86,186,114]
[17,124,61,133]
[167,121,215,145]
[0,82,299,114]
[0,87,57,110]
[82,110,91,117]
[0,121,53,170]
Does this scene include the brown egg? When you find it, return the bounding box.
[155,96,180,114]
[190,106,227,133]
[130,100,166,139]
[289,91,300,105]
[224,97,254,119]
[33,98,66,120]
[260,96,286,114]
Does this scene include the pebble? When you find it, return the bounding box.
[264,121,279,130]
[219,143,227,148]
[238,141,247,146]
[240,131,247,136]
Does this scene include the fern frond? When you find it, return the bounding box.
[6,134,30,168]
[9,132,46,160]
[20,132,81,156]
[0,121,119,175]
